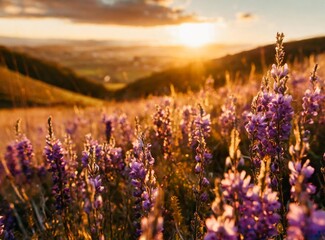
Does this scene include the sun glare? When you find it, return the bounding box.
[176,23,215,48]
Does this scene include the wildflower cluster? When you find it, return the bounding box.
[4,127,34,184]
[153,102,173,161]
[0,33,324,240]
[245,34,294,199]
[219,96,237,140]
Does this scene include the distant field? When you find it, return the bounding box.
[12,43,248,84]
[104,82,126,91]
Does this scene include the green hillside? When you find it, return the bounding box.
[0,46,113,99]
[115,36,325,100]
[0,66,103,107]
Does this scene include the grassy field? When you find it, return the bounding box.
[0,67,104,107]
[0,36,324,239]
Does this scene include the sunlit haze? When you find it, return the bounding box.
[173,23,217,47]
[0,0,324,46]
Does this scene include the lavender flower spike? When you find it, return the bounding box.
[288,160,316,200]
[204,205,237,240]
[287,203,325,240]
[16,136,34,182]
[44,117,71,212]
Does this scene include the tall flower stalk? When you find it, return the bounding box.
[246,33,293,172]
[44,117,71,237]
[192,105,212,240]
[219,96,237,142]
[79,134,105,238]
[153,103,173,162]
[245,34,294,233]
[129,135,158,237]
[287,158,325,239]
[4,120,34,184]
[139,188,164,240]
[205,131,280,239]
[286,64,325,239]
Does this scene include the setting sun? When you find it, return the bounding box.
[175,23,216,48]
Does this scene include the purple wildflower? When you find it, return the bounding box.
[4,144,20,177]
[218,162,280,239]
[15,136,34,182]
[129,139,158,237]
[0,212,15,240]
[193,106,211,146]
[288,160,316,200]
[181,104,211,148]
[0,216,4,236]
[139,189,164,240]
[245,113,267,166]
[4,135,34,183]
[272,33,289,95]
[139,215,163,240]
[102,114,116,141]
[45,138,71,212]
[104,146,125,173]
[205,205,237,240]
[103,113,134,148]
[105,119,112,142]
[267,94,293,142]
[221,171,251,202]
[64,119,78,135]
[271,63,289,94]
[88,174,104,211]
[81,135,104,168]
[301,87,323,125]
[45,117,71,212]
[180,105,197,146]
[247,92,293,162]
[287,203,325,240]
[219,96,237,140]
[118,113,133,145]
[239,180,281,239]
[153,104,173,161]
[287,154,325,239]
[192,105,212,239]
[80,139,105,239]
[246,33,293,176]
[300,65,324,127]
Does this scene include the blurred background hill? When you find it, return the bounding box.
[1,35,324,107]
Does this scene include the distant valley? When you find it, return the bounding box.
[0,36,324,106]
[5,37,250,84]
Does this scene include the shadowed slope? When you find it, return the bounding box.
[0,66,103,107]
[0,46,113,100]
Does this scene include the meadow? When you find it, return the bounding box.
[0,33,324,239]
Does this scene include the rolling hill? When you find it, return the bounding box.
[115,36,325,100]
[1,36,324,103]
[0,45,113,100]
[0,66,103,107]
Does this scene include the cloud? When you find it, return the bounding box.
[236,12,257,22]
[0,0,206,26]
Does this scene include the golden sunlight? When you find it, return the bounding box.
[175,23,216,48]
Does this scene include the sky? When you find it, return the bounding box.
[0,0,324,46]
